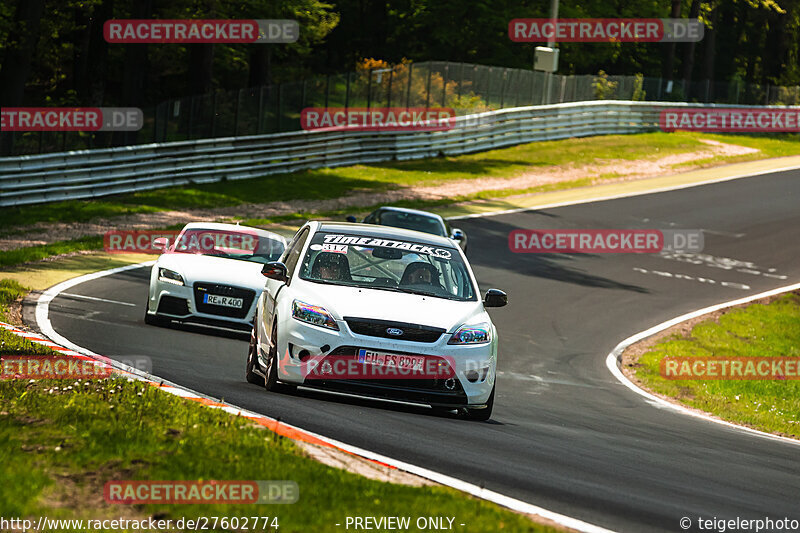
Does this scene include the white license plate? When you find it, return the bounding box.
[357,349,425,371]
[203,294,244,308]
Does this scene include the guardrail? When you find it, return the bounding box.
[0,100,790,207]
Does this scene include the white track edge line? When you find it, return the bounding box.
[60,292,137,306]
[35,261,156,357]
[447,162,800,220]
[605,282,800,447]
[33,261,617,533]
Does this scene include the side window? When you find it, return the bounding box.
[280,228,304,262]
[283,228,310,277]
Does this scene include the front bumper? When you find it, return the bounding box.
[272,316,496,407]
[147,279,257,331]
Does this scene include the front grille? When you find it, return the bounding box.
[157,296,190,316]
[344,317,445,343]
[193,283,255,319]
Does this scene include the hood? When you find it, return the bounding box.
[293,280,486,332]
[157,253,266,291]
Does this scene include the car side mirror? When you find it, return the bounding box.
[153,237,169,253]
[346,215,357,223]
[262,261,288,282]
[483,288,507,308]
[452,229,465,241]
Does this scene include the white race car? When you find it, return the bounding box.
[145,222,287,331]
[246,221,507,420]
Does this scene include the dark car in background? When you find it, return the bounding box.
[347,206,467,252]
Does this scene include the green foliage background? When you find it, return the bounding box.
[1,0,799,109]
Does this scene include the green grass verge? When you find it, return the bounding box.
[0,236,103,269]
[631,291,800,438]
[0,377,557,532]
[3,131,798,231]
[0,279,52,355]
[668,133,800,169]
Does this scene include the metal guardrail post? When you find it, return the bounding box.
[487,68,493,107]
[500,68,506,108]
[405,63,413,109]
[367,69,373,110]
[386,68,394,107]
[425,67,432,109]
[442,64,449,107]
[457,62,463,101]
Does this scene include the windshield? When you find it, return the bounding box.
[298,232,476,301]
[171,228,285,264]
[377,211,446,237]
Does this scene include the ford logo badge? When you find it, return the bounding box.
[386,328,404,336]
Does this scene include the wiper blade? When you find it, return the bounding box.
[366,285,405,293]
[399,288,439,297]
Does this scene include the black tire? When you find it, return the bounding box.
[245,324,263,385]
[463,385,494,421]
[263,321,282,391]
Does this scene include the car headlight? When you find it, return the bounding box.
[292,300,339,330]
[448,322,491,345]
[158,267,184,286]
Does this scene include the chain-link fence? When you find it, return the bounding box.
[3,60,800,156]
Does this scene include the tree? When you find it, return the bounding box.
[0,0,46,106]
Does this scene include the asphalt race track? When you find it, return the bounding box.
[42,169,800,532]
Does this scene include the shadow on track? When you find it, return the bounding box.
[240,381,507,424]
[459,213,650,293]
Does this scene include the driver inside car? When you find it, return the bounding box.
[400,262,440,287]
[311,252,352,281]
